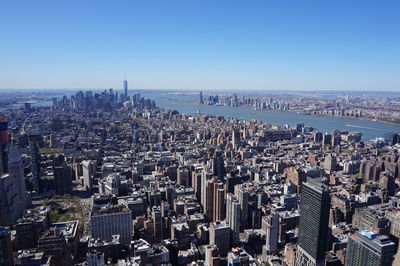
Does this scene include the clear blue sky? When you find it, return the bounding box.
[1,0,399,91]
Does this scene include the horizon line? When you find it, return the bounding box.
[0,88,399,93]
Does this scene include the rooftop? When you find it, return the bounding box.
[53,220,79,239]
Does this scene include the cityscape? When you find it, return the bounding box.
[1,1,400,266]
[1,83,400,266]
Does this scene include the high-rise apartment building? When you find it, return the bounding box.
[211,153,225,179]
[8,145,28,210]
[90,200,132,245]
[232,129,241,149]
[0,174,20,226]
[209,221,231,256]
[52,154,72,195]
[322,133,332,146]
[345,229,395,266]
[263,212,280,255]
[152,206,162,243]
[234,184,249,226]
[177,166,190,187]
[214,186,226,222]
[226,192,241,243]
[205,176,225,222]
[191,165,203,201]
[201,170,213,208]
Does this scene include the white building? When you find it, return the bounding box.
[90,204,132,245]
[263,212,280,255]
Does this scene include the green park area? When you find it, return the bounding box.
[47,195,85,223]
[39,147,63,154]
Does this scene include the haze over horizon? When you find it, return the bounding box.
[1,0,400,91]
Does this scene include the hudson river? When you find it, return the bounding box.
[143,92,400,140]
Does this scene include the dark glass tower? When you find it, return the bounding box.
[0,120,9,175]
[296,179,330,266]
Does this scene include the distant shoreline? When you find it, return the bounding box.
[198,102,400,129]
[303,112,400,128]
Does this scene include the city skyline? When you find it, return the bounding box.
[1,0,400,91]
[2,1,400,265]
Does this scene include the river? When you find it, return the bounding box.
[142,92,400,140]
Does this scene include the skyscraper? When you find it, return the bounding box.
[191,165,203,201]
[313,131,323,142]
[177,166,190,187]
[234,184,249,226]
[199,91,204,104]
[232,129,240,149]
[205,177,225,222]
[345,229,395,266]
[214,186,226,221]
[0,174,19,226]
[200,170,213,209]
[90,201,132,245]
[8,145,28,210]
[226,193,241,244]
[322,133,332,146]
[295,180,331,266]
[152,206,162,243]
[29,134,41,193]
[263,212,280,255]
[53,155,73,195]
[209,221,231,256]
[123,79,128,99]
[82,160,95,191]
[211,155,225,180]
[0,120,9,175]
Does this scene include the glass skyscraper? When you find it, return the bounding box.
[123,79,128,99]
[295,179,330,266]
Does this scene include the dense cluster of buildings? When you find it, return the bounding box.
[199,91,400,125]
[1,83,400,265]
[200,92,290,111]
